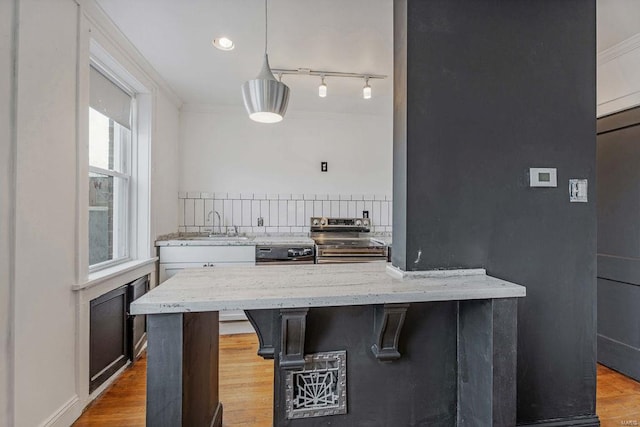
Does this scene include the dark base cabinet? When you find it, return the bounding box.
[128,276,149,361]
[90,285,128,393]
[90,275,149,393]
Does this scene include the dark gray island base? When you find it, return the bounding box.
[249,299,517,426]
[133,264,525,427]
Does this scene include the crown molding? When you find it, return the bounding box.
[598,33,640,66]
[75,0,183,109]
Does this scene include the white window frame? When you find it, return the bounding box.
[88,61,136,272]
[77,35,153,282]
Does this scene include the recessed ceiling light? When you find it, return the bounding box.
[212,37,235,51]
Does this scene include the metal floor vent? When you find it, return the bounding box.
[285,350,347,419]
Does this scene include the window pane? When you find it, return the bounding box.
[89,172,128,266]
[89,107,130,173]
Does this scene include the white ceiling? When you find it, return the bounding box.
[96,0,640,113]
[96,0,394,114]
[597,0,640,52]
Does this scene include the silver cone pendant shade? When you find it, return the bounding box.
[241,54,290,123]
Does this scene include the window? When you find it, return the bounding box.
[88,65,134,269]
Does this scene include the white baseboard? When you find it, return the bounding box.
[41,395,82,427]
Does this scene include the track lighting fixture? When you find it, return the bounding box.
[271,68,386,101]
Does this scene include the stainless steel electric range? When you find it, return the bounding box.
[310,217,388,264]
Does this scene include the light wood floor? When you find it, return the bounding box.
[74,333,640,426]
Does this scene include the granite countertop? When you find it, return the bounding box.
[156,234,315,247]
[131,262,525,315]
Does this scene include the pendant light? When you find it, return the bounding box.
[318,75,327,98]
[363,77,372,100]
[241,0,290,123]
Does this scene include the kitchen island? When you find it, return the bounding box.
[131,263,525,426]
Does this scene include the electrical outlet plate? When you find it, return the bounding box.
[569,179,588,202]
[321,162,328,172]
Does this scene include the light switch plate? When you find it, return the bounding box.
[529,168,557,187]
[569,179,588,202]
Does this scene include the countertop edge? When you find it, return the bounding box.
[130,280,525,315]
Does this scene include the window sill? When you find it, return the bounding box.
[74,257,158,291]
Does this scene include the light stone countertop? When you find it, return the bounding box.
[131,262,525,315]
[155,235,315,247]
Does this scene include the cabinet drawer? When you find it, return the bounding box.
[159,245,255,263]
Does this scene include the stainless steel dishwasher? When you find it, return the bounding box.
[255,245,315,265]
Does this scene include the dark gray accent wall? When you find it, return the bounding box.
[391,0,408,270]
[393,0,597,424]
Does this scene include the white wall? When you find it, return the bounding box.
[0,0,15,425]
[179,106,392,195]
[597,33,640,116]
[3,0,182,425]
[13,1,79,425]
[152,92,180,238]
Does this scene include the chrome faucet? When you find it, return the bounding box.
[214,210,222,235]
[206,210,223,235]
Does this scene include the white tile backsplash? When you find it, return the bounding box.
[184,199,195,226]
[356,201,365,218]
[178,199,185,227]
[287,201,296,227]
[322,200,331,217]
[242,200,252,226]
[204,199,214,226]
[330,200,340,217]
[348,201,357,218]
[269,201,278,227]
[251,200,261,226]
[223,199,233,226]
[178,192,392,233]
[372,201,381,226]
[278,200,288,226]
[296,200,305,226]
[194,199,205,226]
[380,201,389,226]
[304,201,314,225]
[339,201,348,217]
[261,200,270,226]
[233,200,242,226]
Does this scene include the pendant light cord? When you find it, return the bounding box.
[264,0,268,55]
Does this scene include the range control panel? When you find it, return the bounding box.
[310,217,371,231]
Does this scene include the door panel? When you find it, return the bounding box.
[597,107,640,380]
